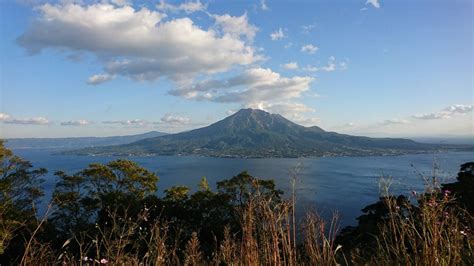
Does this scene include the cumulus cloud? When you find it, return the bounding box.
[0,113,10,121]
[260,0,269,11]
[412,104,473,120]
[366,0,380,8]
[170,67,314,107]
[169,67,316,124]
[4,117,50,125]
[211,12,258,42]
[159,114,190,125]
[261,102,319,126]
[111,0,131,7]
[18,3,259,84]
[156,0,207,14]
[270,28,285,40]
[87,74,115,85]
[301,44,318,54]
[61,120,91,126]
[282,62,298,70]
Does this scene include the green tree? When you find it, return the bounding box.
[0,140,46,255]
[51,159,158,236]
[216,171,282,206]
[442,162,474,214]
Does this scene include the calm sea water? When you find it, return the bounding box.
[13,149,474,227]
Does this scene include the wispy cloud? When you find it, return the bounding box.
[61,120,91,126]
[301,23,316,34]
[156,0,207,14]
[412,104,473,120]
[270,28,285,40]
[301,44,319,54]
[102,119,151,127]
[4,116,50,125]
[380,118,410,126]
[260,0,269,11]
[302,56,348,72]
[0,113,10,121]
[87,74,115,85]
[159,114,190,125]
[281,62,298,70]
[366,0,381,8]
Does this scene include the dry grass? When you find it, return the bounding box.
[12,175,474,265]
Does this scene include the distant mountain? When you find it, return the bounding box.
[68,109,471,158]
[4,131,167,150]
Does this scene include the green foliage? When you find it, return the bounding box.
[198,176,210,191]
[51,160,158,236]
[0,140,46,255]
[442,162,474,213]
[1,144,473,265]
[217,171,282,206]
[164,186,190,202]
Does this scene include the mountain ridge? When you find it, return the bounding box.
[67,109,470,158]
[5,131,167,150]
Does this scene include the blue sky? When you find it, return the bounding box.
[0,0,472,138]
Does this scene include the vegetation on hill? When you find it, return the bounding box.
[1,141,473,265]
[69,109,469,158]
[5,131,167,150]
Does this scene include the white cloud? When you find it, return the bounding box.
[159,114,190,125]
[284,42,293,49]
[366,0,380,8]
[170,68,314,107]
[102,119,151,127]
[260,0,269,11]
[4,117,50,125]
[244,102,318,126]
[302,56,347,73]
[301,44,318,54]
[156,0,207,13]
[339,61,348,70]
[282,62,298,70]
[111,0,131,7]
[87,74,115,85]
[320,56,336,72]
[211,12,258,42]
[301,23,316,34]
[413,104,473,120]
[270,28,285,41]
[0,113,10,121]
[61,120,91,126]
[18,3,259,84]
[169,67,317,125]
[380,118,410,126]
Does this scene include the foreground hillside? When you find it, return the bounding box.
[1,141,473,265]
[68,109,465,158]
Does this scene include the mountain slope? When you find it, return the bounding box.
[5,131,167,150]
[69,109,466,158]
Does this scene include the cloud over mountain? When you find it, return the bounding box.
[170,67,314,107]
